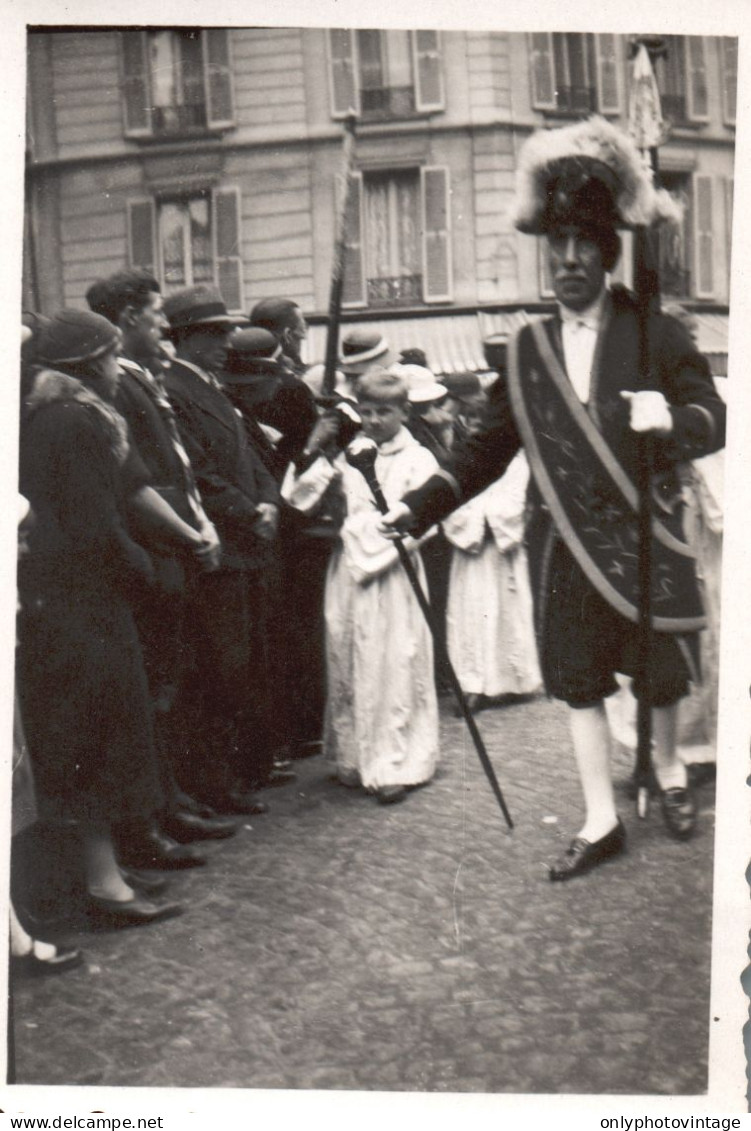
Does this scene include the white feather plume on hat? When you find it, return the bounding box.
[511,115,682,233]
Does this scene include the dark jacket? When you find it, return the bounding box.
[405,286,726,530]
[164,358,279,571]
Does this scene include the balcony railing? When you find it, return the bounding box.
[152,102,208,135]
[360,85,417,120]
[554,85,597,113]
[366,274,423,307]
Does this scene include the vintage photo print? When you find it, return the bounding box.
[2,0,749,1124]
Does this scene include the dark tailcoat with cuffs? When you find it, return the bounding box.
[402,286,726,704]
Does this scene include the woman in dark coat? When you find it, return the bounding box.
[17,311,199,924]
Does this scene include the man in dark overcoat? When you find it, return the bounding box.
[162,285,281,813]
[86,270,240,863]
[383,117,726,881]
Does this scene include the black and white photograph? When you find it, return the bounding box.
[3,0,748,1122]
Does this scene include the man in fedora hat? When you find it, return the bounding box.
[383,116,726,881]
[162,285,281,815]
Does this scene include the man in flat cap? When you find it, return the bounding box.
[383,117,725,881]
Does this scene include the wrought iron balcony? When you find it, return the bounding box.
[360,85,417,120]
[366,274,423,307]
[152,102,208,135]
[554,85,596,113]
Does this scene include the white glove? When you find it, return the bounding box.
[621,390,673,436]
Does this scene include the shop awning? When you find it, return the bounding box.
[303,310,729,377]
[303,311,531,377]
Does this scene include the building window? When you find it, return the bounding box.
[127,186,244,311]
[656,172,715,300]
[529,33,622,115]
[342,166,452,308]
[652,36,708,125]
[159,196,214,291]
[121,29,234,139]
[657,174,692,299]
[328,29,444,120]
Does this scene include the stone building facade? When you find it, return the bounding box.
[24,27,735,372]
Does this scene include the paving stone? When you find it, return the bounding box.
[10,696,714,1094]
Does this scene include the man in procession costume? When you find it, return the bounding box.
[383,116,726,880]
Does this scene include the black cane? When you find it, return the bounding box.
[345,438,514,830]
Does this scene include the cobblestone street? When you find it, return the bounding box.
[10,695,715,1094]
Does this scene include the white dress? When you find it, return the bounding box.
[282,427,440,789]
[442,451,542,698]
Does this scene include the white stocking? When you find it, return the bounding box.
[650,703,687,790]
[568,702,619,841]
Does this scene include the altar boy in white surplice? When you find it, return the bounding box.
[282,369,439,805]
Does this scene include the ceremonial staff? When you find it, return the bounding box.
[628,37,669,818]
[322,112,358,397]
[346,437,515,831]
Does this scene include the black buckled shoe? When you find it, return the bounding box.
[549,820,626,882]
[659,786,696,840]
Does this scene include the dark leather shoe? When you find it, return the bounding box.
[375,785,408,805]
[119,829,207,870]
[120,868,169,895]
[87,893,184,927]
[172,790,219,819]
[659,786,696,840]
[549,820,626,882]
[11,941,84,977]
[207,791,269,816]
[161,810,240,842]
[263,766,297,787]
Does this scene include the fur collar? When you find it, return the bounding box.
[25,367,130,465]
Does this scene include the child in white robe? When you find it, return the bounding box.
[443,402,541,707]
[282,369,439,804]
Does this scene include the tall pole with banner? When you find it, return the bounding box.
[627,36,669,818]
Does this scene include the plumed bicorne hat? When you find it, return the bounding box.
[511,116,682,236]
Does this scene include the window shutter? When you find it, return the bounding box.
[127,199,156,275]
[686,37,709,121]
[421,165,452,303]
[693,174,714,298]
[203,29,235,128]
[121,31,152,136]
[725,176,734,281]
[328,29,359,118]
[595,34,622,114]
[722,38,737,125]
[341,171,366,308]
[212,187,244,312]
[413,30,444,112]
[529,32,556,110]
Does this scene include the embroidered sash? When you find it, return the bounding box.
[507,322,705,633]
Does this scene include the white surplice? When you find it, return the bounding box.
[442,451,542,698]
[283,427,440,789]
